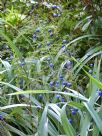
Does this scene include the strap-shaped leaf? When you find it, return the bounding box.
[60,104,76,136]
[83,102,102,134]
[38,105,48,136]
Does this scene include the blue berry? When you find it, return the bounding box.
[62,39,67,44]
[50,81,54,87]
[37,44,41,48]
[97,91,102,96]
[48,29,52,33]
[55,94,61,99]
[47,57,51,61]
[89,69,92,74]
[61,98,65,102]
[71,110,77,115]
[59,75,63,81]
[53,13,57,17]
[89,63,94,67]
[68,118,73,124]
[74,108,78,112]
[57,6,61,10]
[20,61,26,67]
[50,32,53,37]
[66,60,72,66]
[38,94,43,99]
[52,5,57,9]
[70,108,78,112]
[47,42,51,46]
[0,115,3,121]
[62,81,67,86]
[57,103,60,107]
[64,60,72,69]
[58,14,61,17]
[93,75,96,78]
[49,63,54,68]
[33,33,36,39]
[67,82,72,87]
[36,28,40,32]
[55,81,60,87]
[61,44,65,48]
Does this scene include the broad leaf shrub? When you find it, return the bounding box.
[0,0,102,136]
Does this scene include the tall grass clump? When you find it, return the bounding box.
[0,0,102,136]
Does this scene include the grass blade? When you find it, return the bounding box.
[60,104,76,136]
[38,105,48,136]
[83,102,102,134]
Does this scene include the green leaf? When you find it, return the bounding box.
[68,102,84,110]
[48,120,59,136]
[0,31,22,58]
[3,122,26,136]
[72,45,102,77]
[60,104,76,136]
[8,89,88,102]
[83,69,102,90]
[92,125,99,136]
[0,59,12,79]
[0,104,40,110]
[38,105,48,136]
[55,35,101,62]
[80,113,91,136]
[88,58,101,105]
[82,20,92,31]
[0,81,41,106]
[83,102,102,134]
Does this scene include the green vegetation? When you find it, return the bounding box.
[0,0,102,136]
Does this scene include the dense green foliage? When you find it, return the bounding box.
[0,0,102,136]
